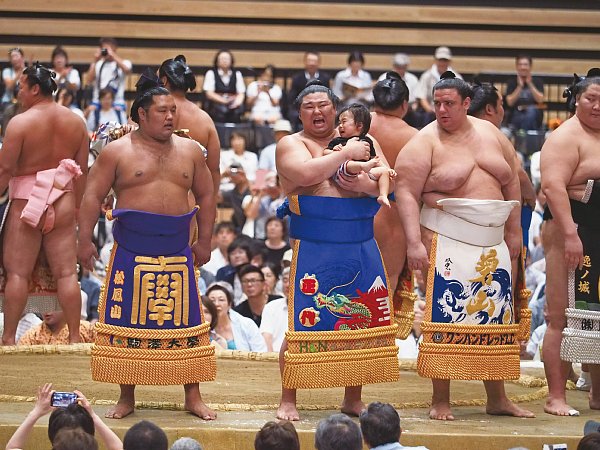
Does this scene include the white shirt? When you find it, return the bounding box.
[220,149,258,182]
[203,248,228,276]
[246,81,282,120]
[56,67,81,90]
[526,323,547,360]
[258,142,277,172]
[229,309,267,352]
[86,108,126,132]
[529,150,541,187]
[203,69,246,94]
[416,64,462,103]
[332,68,373,104]
[93,58,132,106]
[1,67,16,103]
[259,297,288,352]
[377,71,419,104]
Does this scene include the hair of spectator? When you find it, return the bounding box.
[215,221,236,235]
[254,420,300,450]
[337,103,371,136]
[467,80,500,117]
[578,433,600,450]
[8,47,24,56]
[99,88,115,101]
[373,71,409,111]
[130,68,170,124]
[123,420,168,450]
[238,264,265,281]
[159,54,197,93]
[359,402,401,448]
[294,79,339,112]
[515,53,532,64]
[99,37,118,49]
[265,216,288,240]
[433,71,473,100]
[229,131,246,146]
[23,63,57,96]
[315,414,362,450]
[52,428,98,450]
[262,261,282,281]
[206,283,234,307]
[347,51,365,66]
[201,295,219,330]
[213,49,235,69]
[56,86,76,103]
[227,238,252,258]
[305,50,321,58]
[170,437,203,450]
[51,46,69,64]
[48,404,95,443]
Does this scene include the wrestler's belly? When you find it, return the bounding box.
[288,179,364,198]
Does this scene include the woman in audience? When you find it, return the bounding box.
[86,88,126,133]
[51,46,81,92]
[206,283,267,352]
[203,49,245,123]
[263,217,290,266]
[261,261,282,296]
[201,295,227,349]
[246,65,283,125]
[220,131,258,184]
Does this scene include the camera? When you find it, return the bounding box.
[51,392,78,408]
[101,48,108,57]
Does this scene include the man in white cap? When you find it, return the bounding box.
[415,46,462,127]
[258,119,293,172]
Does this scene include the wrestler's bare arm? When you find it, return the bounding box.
[0,114,25,192]
[190,142,216,266]
[497,130,523,260]
[540,126,583,269]
[203,113,221,197]
[74,124,90,210]
[276,135,369,188]
[78,143,120,270]
[394,133,433,271]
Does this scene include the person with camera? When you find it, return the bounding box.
[85,37,132,113]
[246,65,283,126]
[6,383,123,450]
[505,54,545,133]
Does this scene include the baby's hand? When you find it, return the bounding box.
[333,144,343,152]
[388,169,397,179]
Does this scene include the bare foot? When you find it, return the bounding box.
[1,338,15,346]
[377,195,391,208]
[105,400,135,419]
[430,402,455,421]
[340,399,366,417]
[589,389,600,410]
[544,398,579,416]
[185,399,217,420]
[276,400,300,421]
[487,399,535,418]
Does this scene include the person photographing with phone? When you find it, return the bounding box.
[505,54,545,133]
[246,65,283,125]
[6,383,123,450]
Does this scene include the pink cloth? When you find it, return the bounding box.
[9,159,82,234]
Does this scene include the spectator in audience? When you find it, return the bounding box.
[260,266,290,352]
[359,402,429,450]
[287,51,331,131]
[171,437,203,450]
[18,309,95,345]
[258,119,293,172]
[85,37,132,111]
[243,171,286,240]
[315,414,363,450]
[51,428,98,450]
[204,221,237,276]
[51,46,81,92]
[377,53,419,127]
[247,65,283,125]
[254,420,300,450]
[206,282,267,351]
[0,312,42,343]
[216,238,253,305]
[221,162,252,233]
[159,54,221,197]
[80,268,101,323]
[6,384,122,450]
[505,54,545,133]
[221,132,258,183]
[56,87,85,122]
[203,49,245,123]
[333,51,373,108]
[123,420,167,450]
[521,301,548,361]
[415,46,462,127]
[261,261,282,296]
[263,217,291,266]
[86,88,126,133]
[202,295,227,348]
[396,299,426,359]
[234,264,282,326]
[578,433,600,450]
[1,47,26,110]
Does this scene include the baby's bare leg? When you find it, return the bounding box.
[370,166,391,207]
